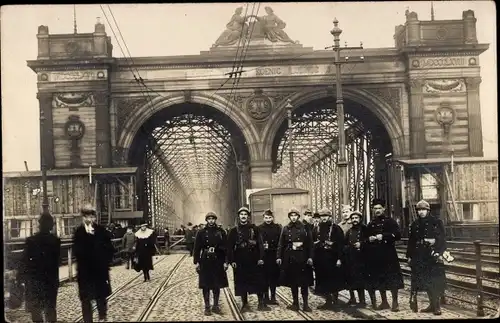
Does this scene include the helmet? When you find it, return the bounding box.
[205,212,217,221]
[237,206,250,215]
[416,200,430,211]
[318,208,332,216]
[288,207,301,217]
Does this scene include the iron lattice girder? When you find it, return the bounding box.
[276,121,366,184]
[149,113,236,192]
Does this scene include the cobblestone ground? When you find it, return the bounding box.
[4,256,169,323]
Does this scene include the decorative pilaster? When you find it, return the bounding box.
[465,77,483,156]
[408,79,426,158]
[95,91,112,167]
[37,92,55,169]
[250,160,273,189]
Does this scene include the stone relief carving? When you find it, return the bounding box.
[52,92,94,108]
[245,90,273,121]
[214,6,297,47]
[465,77,482,90]
[365,88,401,119]
[114,97,150,134]
[424,79,465,93]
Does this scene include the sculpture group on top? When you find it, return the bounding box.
[214,6,297,47]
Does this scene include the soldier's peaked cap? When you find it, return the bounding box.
[304,208,312,215]
[237,206,250,215]
[318,208,332,216]
[263,209,273,216]
[288,208,301,217]
[205,212,217,220]
[313,212,321,218]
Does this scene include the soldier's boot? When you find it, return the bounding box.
[317,294,334,310]
[269,286,279,305]
[377,291,390,310]
[357,289,367,307]
[302,287,312,312]
[204,306,211,316]
[420,292,434,313]
[347,290,357,305]
[212,289,222,314]
[391,289,399,312]
[240,295,250,313]
[257,294,271,311]
[263,290,271,305]
[368,290,377,310]
[202,288,211,315]
[409,291,418,313]
[433,295,442,316]
[287,287,300,311]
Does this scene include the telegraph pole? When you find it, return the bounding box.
[40,109,52,220]
[327,18,364,207]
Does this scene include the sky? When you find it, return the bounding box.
[1,1,497,172]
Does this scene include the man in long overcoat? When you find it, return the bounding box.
[277,208,314,312]
[406,200,446,315]
[365,199,404,312]
[227,206,269,312]
[302,209,314,232]
[193,212,229,316]
[312,208,345,310]
[18,212,61,322]
[257,209,282,305]
[73,204,115,322]
[343,210,371,307]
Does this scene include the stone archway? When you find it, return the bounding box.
[261,87,406,160]
[115,92,260,163]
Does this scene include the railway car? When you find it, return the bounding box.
[248,188,310,226]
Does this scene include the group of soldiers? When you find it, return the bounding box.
[193,198,447,317]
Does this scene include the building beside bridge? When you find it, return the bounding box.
[2,7,498,241]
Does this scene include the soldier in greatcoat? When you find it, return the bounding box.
[227,206,270,312]
[343,210,371,307]
[17,213,61,323]
[312,208,345,311]
[276,208,314,312]
[302,209,314,232]
[365,198,404,312]
[73,204,115,322]
[193,212,229,316]
[257,209,282,305]
[406,200,446,315]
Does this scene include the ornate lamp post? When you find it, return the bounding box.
[39,109,52,220]
[327,18,364,207]
[286,99,296,188]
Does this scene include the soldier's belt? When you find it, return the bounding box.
[205,247,216,253]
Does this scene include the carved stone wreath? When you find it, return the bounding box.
[53,92,94,108]
[424,79,465,93]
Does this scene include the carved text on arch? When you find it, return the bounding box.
[424,79,465,93]
[114,97,150,135]
[53,92,94,109]
[364,88,401,120]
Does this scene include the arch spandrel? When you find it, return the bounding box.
[261,87,406,161]
[115,92,260,162]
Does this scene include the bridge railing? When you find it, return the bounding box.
[397,238,500,317]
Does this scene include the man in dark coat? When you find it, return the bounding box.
[312,208,345,310]
[73,204,115,322]
[18,212,61,322]
[365,198,404,312]
[227,206,269,312]
[406,200,446,315]
[277,208,314,312]
[121,226,135,269]
[343,210,370,307]
[302,209,314,232]
[257,209,282,305]
[193,212,229,316]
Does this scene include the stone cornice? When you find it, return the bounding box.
[400,43,489,56]
[27,58,115,73]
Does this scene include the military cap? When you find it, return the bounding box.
[318,208,332,216]
[205,211,217,220]
[416,200,431,210]
[263,209,274,216]
[313,212,321,218]
[288,207,301,217]
[303,208,312,215]
[349,210,363,219]
[371,198,386,208]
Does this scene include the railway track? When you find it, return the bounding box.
[395,247,499,267]
[72,255,174,322]
[222,286,245,320]
[274,289,315,320]
[136,254,189,321]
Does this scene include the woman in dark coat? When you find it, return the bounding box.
[312,208,345,310]
[18,213,61,323]
[193,212,229,316]
[406,200,446,316]
[73,204,115,323]
[343,210,371,307]
[276,208,314,312]
[135,220,156,282]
